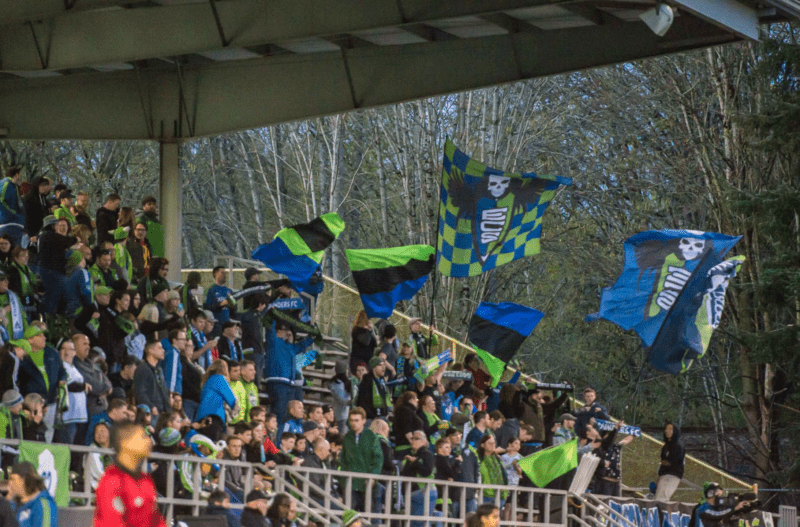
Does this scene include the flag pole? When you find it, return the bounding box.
[427,138,447,352]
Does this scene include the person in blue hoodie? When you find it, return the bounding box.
[0,168,25,227]
[160,328,186,398]
[8,461,58,527]
[264,319,314,431]
[194,359,238,442]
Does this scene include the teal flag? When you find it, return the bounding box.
[518,438,578,488]
[18,441,71,506]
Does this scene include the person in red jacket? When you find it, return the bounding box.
[93,420,166,527]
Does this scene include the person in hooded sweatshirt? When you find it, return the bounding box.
[655,421,685,501]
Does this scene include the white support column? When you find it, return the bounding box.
[159,141,182,283]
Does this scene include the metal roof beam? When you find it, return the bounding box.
[0,0,580,72]
[0,14,737,141]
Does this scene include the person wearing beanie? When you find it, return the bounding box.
[17,324,65,442]
[137,256,170,305]
[22,174,51,239]
[356,356,391,420]
[0,389,25,469]
[7,460,58,527]
[96,193,121,246]
[0,268,28,341]
[342,509,362,527]
[37,215,77,314]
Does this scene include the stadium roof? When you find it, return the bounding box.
[0,0,797,141]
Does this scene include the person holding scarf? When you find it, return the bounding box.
[0,269,28,341]
[418,394,449,444]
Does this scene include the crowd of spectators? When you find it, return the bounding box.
[0,166,664,527]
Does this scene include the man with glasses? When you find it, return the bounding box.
[127,221,152,285]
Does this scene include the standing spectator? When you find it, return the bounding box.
[23,175,51,239]
[219,435,247,503]
[596,423,635,497]
[394,342,420,397]
[455,434,480,516]
[137,257,169,305]
[434,437,461,515]
[7,248,40,321]
[205,266,235,333]
[240,294,268,387]
[302,438,338,505]
[194,359,237,442]
[339,407,383,512]
[264,320,314,430]
[72,333,112,443]
[37,216,76,314]
[72,191,94,235]
[464,353,492,392]
[0,235,13,269]
[0,390,25,469]
[161,328,186,398]
[553,413,577,446]
[477,435,508,505]
[407,317,438,360]
[240,489,270,527]
[137,196,164,258]
[133,340,170,418]
[54,190,77,226]
[180,342,203,421]
[655,422,685,501]
[0,269,28,340]
[465,411,490,449]
[189,310,217,370]
[112,227,133,284]
[17,325,65,442]
[88,247,127,291]
[233,360,259,424]
[218,320,244,362]
[93,421,167,527]
[329,360,352,433]
[117,206,135,232]
[281,400,305,435]
[95,193,121,246]
[6,461,57,527]
[573,387,609,440]
[179,271,202,318]
[0,167,25,226]
[0,341,29,395]
[401,431,438,527]
[0,493,17,527]
[127,221,151,285]
[64,248,94,324]
[356,357,391,420]
[55,338,88,445]
[378,324,398,369]
[499,437,523,487]
[349,310,376,374]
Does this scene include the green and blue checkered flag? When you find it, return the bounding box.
[437,138,572,277]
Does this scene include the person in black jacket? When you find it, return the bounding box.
[392,391,424,459]
[22,175,50,239]
[434,438,462,514]
[240,294,268,386]
[350,310,376,374]
[204,490,240,527]
[0,493,18,527]
[95,193,120,246]
[37,215,77,314]
[655,421,685,501]
[401,431,439,525]
[179,342,203,421]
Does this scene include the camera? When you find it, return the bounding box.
[715,492,760,512]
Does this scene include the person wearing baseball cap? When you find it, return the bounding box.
[553,413,577,446]
[241,488,270,526]
[356,356,391,419]
[342,509,362,527]
[54,189,78,226]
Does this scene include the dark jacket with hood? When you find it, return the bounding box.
[23,175,49,236]
[658,422,685,479]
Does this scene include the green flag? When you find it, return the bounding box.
[518,438,578,488]
[18,441,71,506]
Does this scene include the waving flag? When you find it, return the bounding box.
[518,438,578,488]
[437,138,571,277]
[251,213,345,284]
[468,301,544,386]
[346,245,435,318]
[587,230,744,374]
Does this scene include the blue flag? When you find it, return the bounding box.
[437,138,571,277]
[588,230,743,374]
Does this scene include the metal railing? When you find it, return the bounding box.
[275,463,569,527]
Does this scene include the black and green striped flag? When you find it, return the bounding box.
[468,301,544,386]
[346,245,435,318]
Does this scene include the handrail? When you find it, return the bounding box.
[200,258,754,495]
